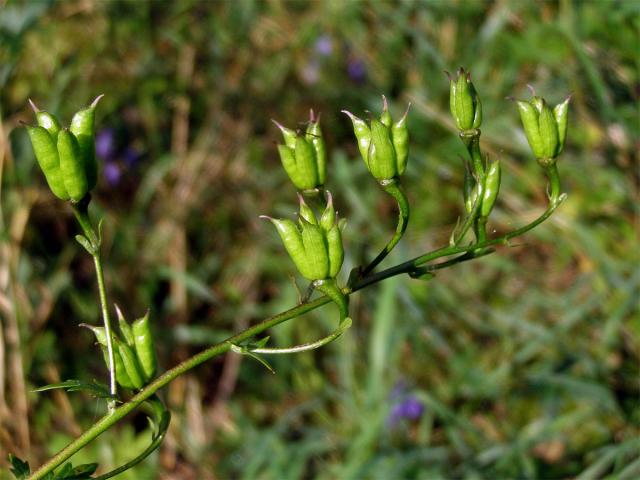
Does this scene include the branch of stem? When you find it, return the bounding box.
[71,197,117,411]
[30,189,564,480]
[361,178,410,276]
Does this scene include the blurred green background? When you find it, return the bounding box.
[0,0,638,478]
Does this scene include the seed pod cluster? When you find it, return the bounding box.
[274,110,326,191]
[343,96,410,181]
[516,94,570,162]
[262,192,344,281]
[25,96,103,201]
[83,307,158,390]
[448,67,482,131]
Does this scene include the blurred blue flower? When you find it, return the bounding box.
[103,161,121,186]
[96,128,116,160]
[347,56,367,84]
[314,35,333,57]
[123,146,142,167]
[388,393,424,426]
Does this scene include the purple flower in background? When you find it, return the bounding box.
[123,146,142,167]
[95,128,116,160]
[314,35,333,57]
[103,161,121,186]
[347,56,367,84]
[387,393,425,427]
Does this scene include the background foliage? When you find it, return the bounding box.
[0,0,637,478]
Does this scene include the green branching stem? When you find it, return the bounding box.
[29,190,564,480]
[94,396,170,480]
[362,178,410,276]
[71,196,117,411]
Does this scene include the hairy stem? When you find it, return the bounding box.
[30,191,564,479]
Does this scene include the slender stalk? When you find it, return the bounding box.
[454,180,484,246]
[475,216,488,243]
[71,197,117,410]
[30,191,564,480]
[545,163,561,206]
[91,254,117,406]
[361,178,410,276]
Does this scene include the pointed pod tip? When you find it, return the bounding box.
[309,108,316,122]
[28,98,40,113]
[114,304,125,320]
[399,102,411,121]
[341,110,357,121]
[297,192,309,209]
[259,215,274,222]
[526,84,536,96]
[444,70,452,81]
[325,190,333,206]
[381,94,388,111]
[91,94,105,109]
[271,119,285,131]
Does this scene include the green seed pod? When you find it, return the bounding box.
[82,324,135,390]
[369,118,397,180]
[553,96,570,155]
[344,98,410,181]
[380,96,393,127]
[480,159,501,217]
[70,95,103,191]
[82,324,109,347]
[319,191,336,232]
[463,160,476,214]
[391,105,410,176]
[115,337,145,390]
[263,217,312,279]
[274,119,323,191]
[301,221,329,280]
[449,67,482,131]
[297,193,317,225]
[537,100,559,159]
[26,126,70,200]
[517,100,544,159]
[293,136,318,190]
[263,191,345,281]
[29,100,61,139]
[516,92,570,161]
[100,345,135,390]
[132,311,157,382]
[277,144,304,188]
[115,305,135,347]
[274,121,297,149]
[306,110,327,185]
[57,129,88,201]
[342,110,371,167]
[326,223,344,278]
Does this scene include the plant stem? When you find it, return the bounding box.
[546,163,561,206]
[361,178,410,276]
[29,194,564,480]
[71,197,117,411]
